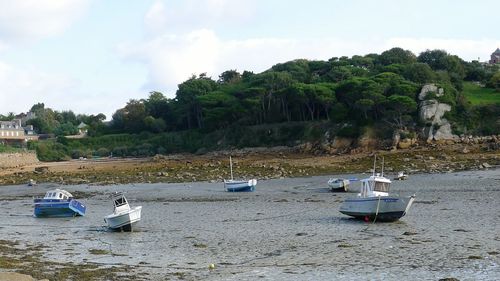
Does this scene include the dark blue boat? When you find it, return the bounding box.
[34,189,86,217]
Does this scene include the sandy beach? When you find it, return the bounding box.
[0,168,499,280]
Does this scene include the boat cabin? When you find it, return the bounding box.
[359,174,391,197]
[112,194,131,214]
[43,189,73,200]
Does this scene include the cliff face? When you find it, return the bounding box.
[418,84,458,142]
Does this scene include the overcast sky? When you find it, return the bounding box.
[0,0,498,119]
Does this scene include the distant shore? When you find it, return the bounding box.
[0,143,498,186]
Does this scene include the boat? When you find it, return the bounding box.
[33,189,86,217]
[394,171,408,180]
[224,156,257,192]
[104,193,142,231]
[327,178,351,192]
[28,179,36,186]
[339,156,415,222]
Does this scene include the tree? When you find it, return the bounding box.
[120,99,147,133]
[377,47,417,66]
[198,91,242,129]
[271,59,311,82]
[489,72,500,92]
[355,99,375,120]
[176,74,218,129]
[417,49,448,70]
[144,116,166,133]
[403,63,435,84]
[384,95,417,129]
[418,49,465,87]
[54,122,78,136]
[218,70,241,84]
[26,107,59,134]
[250,71,293,122]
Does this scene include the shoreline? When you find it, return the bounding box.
[0,144,499,187]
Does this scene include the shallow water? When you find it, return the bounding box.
[0,169,499,280]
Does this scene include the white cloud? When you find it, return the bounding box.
[0,0,90,45]
[0,61,76,114]
[143,0,254,35]
[119,29,221,93]
[0,60,124,118]
[144,1,168,35]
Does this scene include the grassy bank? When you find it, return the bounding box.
[462,82,500,105]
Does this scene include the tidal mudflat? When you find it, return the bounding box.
[0,169,499,280]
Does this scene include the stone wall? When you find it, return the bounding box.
[0,152,39,168]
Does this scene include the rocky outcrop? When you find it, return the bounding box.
[418,84,458,142]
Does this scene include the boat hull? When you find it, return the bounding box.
[339,195,415,222]
[33,199,86,217]
[104,206,142,231]
[225,179,257,192]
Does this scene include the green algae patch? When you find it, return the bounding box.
[88,249,110,255]
[0,239,140,281]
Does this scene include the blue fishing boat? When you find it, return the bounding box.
[33,189,86,217]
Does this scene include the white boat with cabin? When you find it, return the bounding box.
[104,193,142,231]
[339,157,415,222]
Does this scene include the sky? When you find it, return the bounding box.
[0,0,498,119]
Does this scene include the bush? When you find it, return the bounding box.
[36,141,70,161]
[96,147,110,157]
[71,149,91,159]
[112,146,129,157]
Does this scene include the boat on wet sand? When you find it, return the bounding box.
[339,157,415,222]
[33,189,86,217]
[224,156,257,192]
[104,193,142,232]
[394,171,408,180]
[327,178,350,192]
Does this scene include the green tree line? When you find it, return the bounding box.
[3,48,499,161]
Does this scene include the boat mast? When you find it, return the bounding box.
[229,156,234,180]
[373,155,376,176]
[381,156,384,177]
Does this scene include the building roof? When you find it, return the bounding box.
[493,48,500,55]
[77,122,88,129]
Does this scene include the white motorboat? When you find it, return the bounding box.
[394,171,408,180]
[224,156,257,192]
[339,157,415,222]
[327,178,350,192]
[104,193,142,231]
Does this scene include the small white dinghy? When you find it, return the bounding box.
[104,193,142,232]
[327,178,351,192]
[224,156,257,192]
[394,171,408,180]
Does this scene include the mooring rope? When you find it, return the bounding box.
[373,195,381,224]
